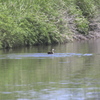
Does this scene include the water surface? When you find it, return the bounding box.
[0,39,100,100]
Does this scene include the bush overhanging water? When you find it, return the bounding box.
[0,0,99,48]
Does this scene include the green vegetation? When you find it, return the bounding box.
[0,0,99,48]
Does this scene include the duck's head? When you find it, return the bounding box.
[52,49,54,52]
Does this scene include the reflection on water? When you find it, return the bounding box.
[0,53,93,59]
[0,40,100,100]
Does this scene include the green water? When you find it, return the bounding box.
[0,40,100,100]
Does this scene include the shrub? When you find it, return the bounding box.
[75,17,89,35]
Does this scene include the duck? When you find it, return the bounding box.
[47,49,54,54]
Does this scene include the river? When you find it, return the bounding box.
[0,39,100,100]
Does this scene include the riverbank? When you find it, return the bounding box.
[60,14,100,42]
[0,0,100,48]
[73,15,100,41]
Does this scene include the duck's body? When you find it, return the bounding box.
[47,49,54,54]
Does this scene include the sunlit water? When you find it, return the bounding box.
[0,39,100,100]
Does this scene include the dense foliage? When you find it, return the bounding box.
[0,0,99,48]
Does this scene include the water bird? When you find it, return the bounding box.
[47,49,54,54]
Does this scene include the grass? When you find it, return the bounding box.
[0,0,99,48]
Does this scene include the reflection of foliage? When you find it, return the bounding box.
[0,48,100,92]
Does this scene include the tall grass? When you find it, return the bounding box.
[0,0,99,48]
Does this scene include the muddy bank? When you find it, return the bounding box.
[73,15,100,41]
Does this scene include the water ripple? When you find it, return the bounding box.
[0,53,93,59]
